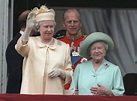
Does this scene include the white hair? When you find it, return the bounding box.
[102,42,108,51]
[33,21,56,32]
[87,41,109,57]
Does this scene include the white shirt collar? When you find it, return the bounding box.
[19,30,24,35]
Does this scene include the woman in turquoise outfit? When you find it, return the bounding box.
[71,32,125,95]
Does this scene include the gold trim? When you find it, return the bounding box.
[66,30,84,40]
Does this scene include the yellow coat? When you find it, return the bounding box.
[15,36,73,94]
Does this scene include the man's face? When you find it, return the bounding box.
[63,11,82,35]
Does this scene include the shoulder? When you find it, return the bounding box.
[105,60,120,70]
[54,38,69,47]
[76,60,90,68]
[6,37,17,51]
[6,41,14,55]
[74,61,90,73]
[107,61,117,67]
[54,39,70,53]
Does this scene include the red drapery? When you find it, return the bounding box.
[0,94,137,101]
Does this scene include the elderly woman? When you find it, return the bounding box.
[71,32,125,95]
[15,5,73,94]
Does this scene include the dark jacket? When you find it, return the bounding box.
[6,33,23,93]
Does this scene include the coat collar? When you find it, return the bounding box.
[37,37,56,50]
[66,30,84,40]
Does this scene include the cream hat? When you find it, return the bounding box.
[31,5,55,22]
[79,32,114,58]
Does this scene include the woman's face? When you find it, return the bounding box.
[90,42,107,62]
[38,20,55,40]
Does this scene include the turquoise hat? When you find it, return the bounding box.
[79,32,114,58]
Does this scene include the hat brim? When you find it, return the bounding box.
[79,32,114,58]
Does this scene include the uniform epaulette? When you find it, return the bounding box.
[54,29,66,39]
[55,35,66,39]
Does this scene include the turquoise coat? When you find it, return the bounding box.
[71,59,125,95]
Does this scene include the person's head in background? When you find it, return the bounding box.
[63,9,82,35]
[18,10,38,36]
[18,10,30,31]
